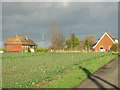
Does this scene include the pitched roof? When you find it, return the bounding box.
[26,39,38,46]
[4,38,20,44]
[105,31,118,43]
[4,35,37,46]
[93,31,116,49]
[106,31,115,41]
[17,35,29,44]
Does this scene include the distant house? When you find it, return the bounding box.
[93,31,118,52]
[4,34,38,52]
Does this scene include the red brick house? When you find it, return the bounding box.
[4,34,37,52]
[93,31,118,52]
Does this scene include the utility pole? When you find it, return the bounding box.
[41,33,45,48]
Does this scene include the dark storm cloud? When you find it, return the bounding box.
[2,2,118,47]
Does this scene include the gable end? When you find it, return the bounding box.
[93,32,115,49]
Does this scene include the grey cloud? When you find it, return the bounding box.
[2,2,118,47]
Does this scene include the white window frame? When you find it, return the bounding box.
[99,46,105,52]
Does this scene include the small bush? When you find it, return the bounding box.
[110,44,118,52]
[28,47,31,52]
[34,46,38,52]
[37,48,49,52]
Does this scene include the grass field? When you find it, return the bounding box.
[2,52,117,88]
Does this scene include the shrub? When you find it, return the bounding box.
[34,46,38,52]
[28,47,31,52]
[110,44,118,52]
[37,48,49,52]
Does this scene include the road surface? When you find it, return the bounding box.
[76,56,119,89]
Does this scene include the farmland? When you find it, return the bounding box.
[2,52,117,88]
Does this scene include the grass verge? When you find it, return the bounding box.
[42,54,117,88]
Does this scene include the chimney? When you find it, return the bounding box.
[105,29,108,33]
[26,34,28,40]
[16,34,19,38]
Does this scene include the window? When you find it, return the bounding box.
[22,46,24,48]
[100,47,103,49]
[100,46,104,52]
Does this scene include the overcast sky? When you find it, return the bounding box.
[2,2,118,47]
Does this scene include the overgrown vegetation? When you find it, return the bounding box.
[48,20,96,52]
[85,39,90,52]
[2,52,117,88]
[36,48,50,52]
[110,43,120,52]
[66,33,80,50]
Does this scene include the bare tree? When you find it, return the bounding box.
[49,20,65,50]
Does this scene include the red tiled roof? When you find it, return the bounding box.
[98,31,117,42]
[26,39,38,46]
[4,35,37,46]
[106,31,117,42]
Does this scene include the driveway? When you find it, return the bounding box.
[75,56,119,89]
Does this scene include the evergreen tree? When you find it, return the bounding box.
[85,39,90,52]
[66,33,80,50]
[28,47,31,52]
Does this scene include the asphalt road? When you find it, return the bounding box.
[75,56,119,89]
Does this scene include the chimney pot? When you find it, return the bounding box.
[26,34,28,40]
[16,34,19,38]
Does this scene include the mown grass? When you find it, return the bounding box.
[2,52,117,88]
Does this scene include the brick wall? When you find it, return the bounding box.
[94,34,114,52]
[6,44,22,51]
